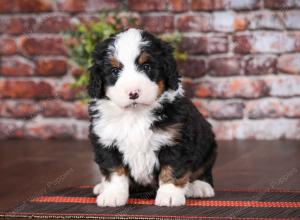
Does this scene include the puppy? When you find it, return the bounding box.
[88,28,217,207]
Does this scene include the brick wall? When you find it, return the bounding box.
[0,0,300,140]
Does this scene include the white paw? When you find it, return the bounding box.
[155,184,186,206]
[96,188,129,207]
[93,183,104,195]
[186,180,215,198]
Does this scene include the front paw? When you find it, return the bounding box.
[96,188,129,207]
[155,184,186,206]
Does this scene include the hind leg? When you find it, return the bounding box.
[185,169,215,198]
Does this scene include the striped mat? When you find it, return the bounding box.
[1,186,300,219]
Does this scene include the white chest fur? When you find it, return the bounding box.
[92,100,176,185]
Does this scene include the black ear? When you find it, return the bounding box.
[88,38,113,99]
[158,40,180,91]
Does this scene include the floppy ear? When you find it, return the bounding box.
[158,40,180,91]
[88,38,113,99]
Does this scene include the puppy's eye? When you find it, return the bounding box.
[111,68,120,77]
[142,63,151,73]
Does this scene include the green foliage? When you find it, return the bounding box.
[64,13,187,99]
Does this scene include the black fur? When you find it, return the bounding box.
[88,29,217,190]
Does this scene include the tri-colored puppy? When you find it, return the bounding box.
[88,28,217,207]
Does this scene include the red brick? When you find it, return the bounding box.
[56,83,85,101]
[142,15,174,33]
[73,101,88,119]
[182,79,196,99]
[246,99,283,119]
[5,16,37,35]
[129,0,168,11]
[69,63,85,77]
[0,80,54,99]
[36,15,71,33]
[58,0,120,12]
[233,35,252,53]
[196,78,269,98]
[35,58,67,76]
[25,121,76,139]
[0,38,17,55]
[20,36,66,56]
[41,100,73,117]
[278,54,300,74]
[192,100,209,117]
[0,101,39,119]
[177,58,206,78]
[191,0,225,11]
[0,0,53,13]
[1,57,34,77]
[169,0,189,12]
[209,101,244,120]
[208,56,242,76]
[245,55,277,75]
[267,76,300,97]
[177,14,212,32]
[0,120,24,139]
[180,36,228,54]
[264,0,295,9]
[283,98,300,118]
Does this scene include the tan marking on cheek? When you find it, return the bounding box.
[159,166,190,188]
[114,167,128,176]
[138,52,150,65]
[110,57,121,68]
[157,80,166,97]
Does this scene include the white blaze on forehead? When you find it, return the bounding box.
[113,28,145,65]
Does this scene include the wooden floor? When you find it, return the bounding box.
[0,140,299,212]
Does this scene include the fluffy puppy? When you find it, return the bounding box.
[88,28,217,207]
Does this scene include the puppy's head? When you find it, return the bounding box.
[88,28,180,109]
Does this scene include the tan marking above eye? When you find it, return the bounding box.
[138,52,150,65]
[110,57,122,69]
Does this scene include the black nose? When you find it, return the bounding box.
[129,92,139,100]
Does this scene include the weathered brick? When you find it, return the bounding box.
[249,12,284,30]
[19,36,66,56]
[128,0,168,11]
[180,36,228,54]
[169,0,189,12]
[209,101,244,120]
[56,83,84,101]
[246,99,283,119]
[264,0,295,9]
[41,100,73,117]
[0,80,54,99]
[196,78,269,98]
[177,58,206,78]
[208,56,242,76]
[25,120,76,139]
[283,11,300,29]
[267,75,300,97]
[58,0,120,12]
[0,0,52,13]
[142,15,174,33]
[0,38,17,55]
[177,14,212,32]
[211,119,300,139]
[245,55,277,75]
[191,0,225,11]
[278,54,300,74]
[0,120,24,139]
[182,79,196,99]
[69,63,85,77]
[0,101,39,119]
[36,15,71,33]
[1,57,34,76]
[213,12,248,32]
[226,0,260,10]
[5,16,37,35]
[233,35,252,53]
[74,121,89,139]
[283,98,300,118]
[73,101,88,119]
[35,58,67,76]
